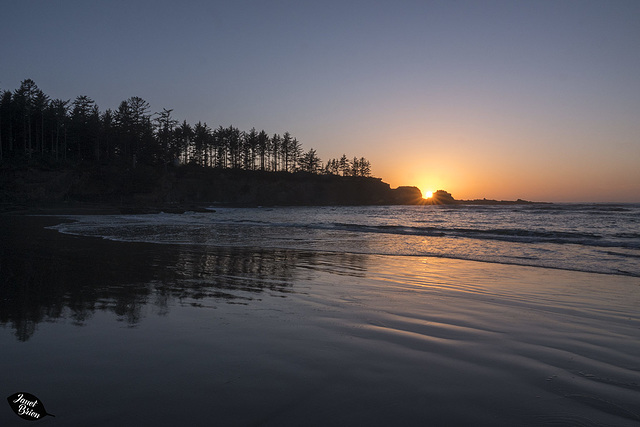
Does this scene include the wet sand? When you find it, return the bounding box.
[1,215,639,426]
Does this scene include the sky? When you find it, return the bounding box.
[2,0,639,202]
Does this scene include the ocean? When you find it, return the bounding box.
[1,205,639,426]
[50,203,640,277]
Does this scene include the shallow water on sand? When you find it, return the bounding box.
[1,216,640,426]
[51,204,640,277]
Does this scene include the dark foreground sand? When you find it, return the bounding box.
[1,215,639,426]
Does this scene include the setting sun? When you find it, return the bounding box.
[423,190,433,199]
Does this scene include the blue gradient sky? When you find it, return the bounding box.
[3,0,639,201]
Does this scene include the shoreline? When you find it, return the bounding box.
[2,211,633,407]
[6,208,640,279]
[2,214,639,425]
[0,198,553,216]
[4,199,637,218]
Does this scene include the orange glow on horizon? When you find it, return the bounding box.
[370,136,640,203]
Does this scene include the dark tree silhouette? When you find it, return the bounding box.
[290,138,302,171]
[126,96,153,165]
[175,120,193,164]
[257,130,269,170]
[0,79,375,180]
[69,95,98,161]
[100,108,116,162]
[13,79,40,157]
[0,90,11,160]
[192,122,211,167]
[270,133,281,172]
[244,128,258,170]
[226,125,242,169]
[338,154,350,176]
[281,131,293,172]
[299,148,321,173]
[154,108,178,166]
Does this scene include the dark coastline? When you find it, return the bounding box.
[0,164,421,209]
[1,164,545,213]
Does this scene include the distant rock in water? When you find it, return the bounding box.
[424,189,456,204]
[390,186,423,205]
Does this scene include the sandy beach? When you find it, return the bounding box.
[1,215,639,426]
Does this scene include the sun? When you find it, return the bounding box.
[423,190,433,199]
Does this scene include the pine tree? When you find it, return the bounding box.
[154,108,178,166]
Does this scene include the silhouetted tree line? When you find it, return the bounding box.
[0,79,371,176]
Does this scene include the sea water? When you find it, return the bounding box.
[2,208,639,425]
[51,203,640,277]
